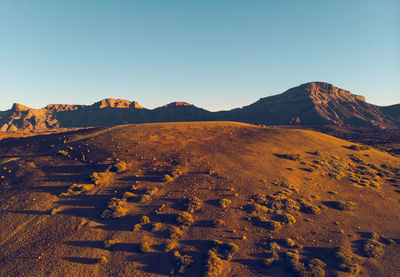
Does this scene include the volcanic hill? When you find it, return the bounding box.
[0,122,399,276]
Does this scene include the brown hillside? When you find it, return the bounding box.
[0,122,399,276]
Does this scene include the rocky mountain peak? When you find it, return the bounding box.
[11,103,30,112]
[302,82,365,102]
[45,104,80,112]
[132,101,144,109]
[94,98,143,109]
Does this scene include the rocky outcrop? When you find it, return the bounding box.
[11,103,30,112]
[93,98,144,109]
[0,82,399,131]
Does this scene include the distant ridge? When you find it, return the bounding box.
[1,82,399,131]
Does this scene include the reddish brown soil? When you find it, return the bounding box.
[0,122,399,276]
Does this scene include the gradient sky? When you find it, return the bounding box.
[0,0,399,111]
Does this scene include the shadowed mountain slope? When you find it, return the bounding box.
[216,82,399,127]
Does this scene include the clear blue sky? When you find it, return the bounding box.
[0,0,399,111]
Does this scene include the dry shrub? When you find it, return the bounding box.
[273,213,296,225]
[162,174,174,183]
[281,154,302,161]
[283,250,307,275]
[50,207,60,215]
[363,239,384,258]
[300,202,321,215]
[164,240,176,252]
[98,255,108,264]
[91,171,115,186]
[101,198,128,219]
[61,183,95,196]
[133,224,142,232]
[57,150,69,156]
[151,222,163,232]
[123,191,137,199]
[186,196,202,213]
[308,258,326,277]
[255,216,281,231]
[139,194,152,204]
[218,198,231,209]
[211,240,239,261]
[334,247,359,273]
[171,169,183,178]
[103,239,116,248]
[171,251,193,275]
[325,201,354,211]
[177,212,194,226]
[111,161,128,172]
[140,240,151,253]
[263,252,279,268]
[140,215,150,224]
[249,203,269,214]
[212,220,225,228]
[205,250,224,277]
[349,144,369,151]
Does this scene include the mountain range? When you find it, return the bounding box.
[1,82,399,131]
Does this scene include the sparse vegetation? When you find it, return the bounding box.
[186,196,202,213]
[101,198,128,219]
[140,240,151,253]
[123,191,136,199]
[273,213,296,225]
[151,222,162,232]
[171,250,193,275]
[176,212,194,226]
[211,240,239,260]
[334,247,359,273]
[171,169,183,178]
[168,226,184,240]
[49,207,59,215]
[162,174,174,183]
[264,219,282,231]
[164,240,176,252]
[263,252,279,268]
[218,198,231,209]
[281,153,302,161]
[61,183,94,196]
[349,144,370,151]
[249,203,269,214]
[133,224,142,232]
[140,215,150,225]
[283,250,307,275]
[139,194,152,204]
[3,121,400,276]
[111,160,128,172]
[212,219,225,228]
[363,239,384,258]
[204,250,224,277]
[300,201,321,215]
[139,188,158,204]
[308,258,326,277]
[324,200,354,211]
[103,239,116,248]
[57,150,69,156]
[284,238,296,248]
[98,255,108,264]
[90,170,115,185]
